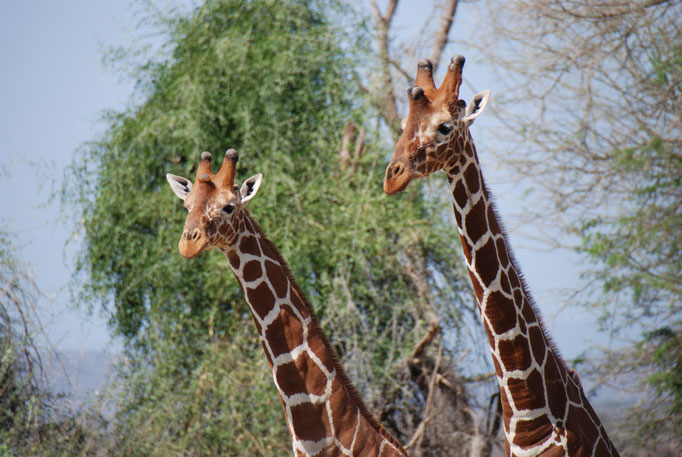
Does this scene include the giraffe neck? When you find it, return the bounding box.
[442,133,618,457]
[221,211,406,457]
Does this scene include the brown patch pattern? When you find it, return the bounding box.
[227,215,406,456]
[172,155,407,456]
[407,116,620,456]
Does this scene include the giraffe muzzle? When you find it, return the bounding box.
[178,228,209,259]
[384,160,412,195]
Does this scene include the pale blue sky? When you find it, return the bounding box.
[0,1,605,367]
[1,0,137,353]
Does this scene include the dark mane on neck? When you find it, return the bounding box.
[244,211,407,454]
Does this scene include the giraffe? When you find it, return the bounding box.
[383,56,619,457]
[166,149,407,457]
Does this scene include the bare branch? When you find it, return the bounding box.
[339,122,357,168]
[370,0,399,25]
[429,0,460,72]
[371,0,401,133]
[410,316,441,361]
[353,127,366,164]
[388,57,414,84]
[405,344,443,450]
[557,0,671,20]
[463,372,496,383]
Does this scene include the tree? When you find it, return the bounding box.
[0,230,95,456]
[0,230,44,452]
[65,0,486,455]
[477,0,681,453]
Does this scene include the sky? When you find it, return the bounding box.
[0,0,138,354]
[0,0,610,392]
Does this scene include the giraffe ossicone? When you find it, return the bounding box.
[384,55,619,457]
[167,149,407,457]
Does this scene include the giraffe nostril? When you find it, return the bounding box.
[393,163,404,176]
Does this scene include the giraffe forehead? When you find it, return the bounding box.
[210,189,239,207]
[426,107,453,125]
[413,109,453,137]
[188,186,238,209]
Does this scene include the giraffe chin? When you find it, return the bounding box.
[178,236,209,259]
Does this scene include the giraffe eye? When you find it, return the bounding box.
[222,204,234,214]
[438,123,453,135]
[183,206,189,213]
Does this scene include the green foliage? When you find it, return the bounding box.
[644,327,682,414]
[102,321,291,457]
[580,129,681,403]
[68,0,365,346]
[64,0,470,454]
[651,48,682,93]
[581,131,681,312]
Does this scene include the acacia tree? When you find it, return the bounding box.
[65,0,488,455]
[475,0,681,453]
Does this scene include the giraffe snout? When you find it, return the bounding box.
[387,162,404,180]
[178,228,209,259]
[384,160,413,195]
[184,228,202,242]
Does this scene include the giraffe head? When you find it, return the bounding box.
[384,55,491,194]
[166,149,262,259]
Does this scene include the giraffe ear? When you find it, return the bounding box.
[240,173,263,205]
[166,173,193,200]
[462,89,491,125]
